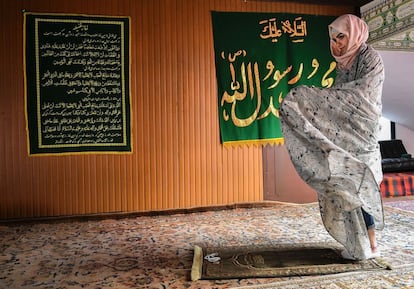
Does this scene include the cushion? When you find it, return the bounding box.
[381,158,414,173]
[379,140,408,159]
[379,140,414,173]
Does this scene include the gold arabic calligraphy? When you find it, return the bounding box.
[220,50,336,127]
[38,21,126,145]
[260,17,307,43]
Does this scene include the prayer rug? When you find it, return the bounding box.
[191,243,390,281]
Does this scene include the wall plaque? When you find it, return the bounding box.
[24,13,131,155]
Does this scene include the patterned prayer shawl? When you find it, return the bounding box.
[280,43,385,260]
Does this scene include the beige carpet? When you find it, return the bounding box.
[0,202,413,288]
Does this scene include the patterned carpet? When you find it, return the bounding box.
[384,196,414,211]
[0,199,413,289]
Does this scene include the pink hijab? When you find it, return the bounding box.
[328,14,369,69]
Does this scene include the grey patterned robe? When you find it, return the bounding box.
[280,43,385,260]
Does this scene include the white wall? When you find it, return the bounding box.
[396,123,414,155]
[378,116,391,141]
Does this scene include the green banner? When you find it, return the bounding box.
[212,12,336,146]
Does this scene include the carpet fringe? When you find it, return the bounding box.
[230,263,414,289]
[191,245,203,281]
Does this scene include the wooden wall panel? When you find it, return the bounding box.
[0,0,354,219]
